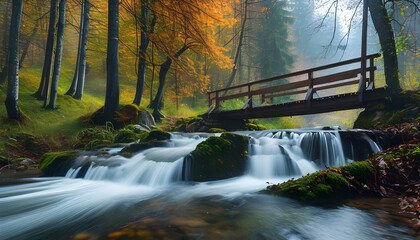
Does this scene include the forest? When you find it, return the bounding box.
[0,0,419,239]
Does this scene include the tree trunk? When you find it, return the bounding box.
[152,45,189,121]
[0,0,11,83]
[224,0,248,89]
[368,0,401,95]
[65,0,85,96]
[19,19,40,69]
[73,0,90,100]
[47,0,66,109]
[132,1,157,106]
[5,0,23,120]
[103,0,119,122]
[34,0,58,100]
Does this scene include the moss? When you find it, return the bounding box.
[208,128,226,133]
[341,161,375,183]
[144,130,170,142]
[245,123,267,131]
[354,91,420,128]
[114,129,140,143]
[120,141,168,157]
[265,170,351,201]
[189,133,249,181]
[74,127,115,150]
[39,151,78,176]
[86,104,153,129]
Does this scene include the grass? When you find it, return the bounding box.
[0,67,103,137]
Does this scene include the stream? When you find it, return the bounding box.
[0,129,417,239]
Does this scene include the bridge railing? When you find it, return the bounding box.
[207,53,381,111]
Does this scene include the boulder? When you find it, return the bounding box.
[187,133,249,181]
[39,151,78,176]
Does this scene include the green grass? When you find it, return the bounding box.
[0,67,103,137]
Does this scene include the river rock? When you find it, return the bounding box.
[187,133,249,181]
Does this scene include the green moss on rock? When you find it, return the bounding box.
[75,127,114,150]
[208,128,226,133]
[144,130,170,142]
[354,91,420,128]
[265,170,351,201]
[114,129,140,143]
[189,133,249,181]
[39,151,78,176]
[341,161,375,183]
[266,144,420,202]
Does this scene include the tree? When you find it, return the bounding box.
[34,0,58,100]
[73,0,90,100]
[148,0,234,120]
[103,0,119,122]
[132,0,156,106]
[5,0,23,120]
[152,45,189,121]
[47,0,66,109]
[0,0,11,83]
[65,0,90,99]
[314,0,405,95]
[367,0,402,94]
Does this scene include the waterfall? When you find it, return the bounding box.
[246,129,381,179]
[61,129,382,184]
[64,134,207,186]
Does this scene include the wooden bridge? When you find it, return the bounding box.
[206,53,387,120]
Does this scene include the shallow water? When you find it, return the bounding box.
[0,130,416,239]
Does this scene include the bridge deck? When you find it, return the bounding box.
[205,53,387,120]
[206,88,387,120]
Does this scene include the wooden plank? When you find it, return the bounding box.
[265,89,307,99]
[313,69,359,86]
[251,80,309,96]
[315,79,360,91]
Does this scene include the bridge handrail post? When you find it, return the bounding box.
[215,91,220,110]
[305,71,314,107]
[248,84,253,108]
[368,57,375,89]
[208,92,211,107]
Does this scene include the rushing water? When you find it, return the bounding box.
[0,129,416,239]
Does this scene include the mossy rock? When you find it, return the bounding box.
[120,141,168,157]
[114,129,141,143]
[265,144,420,202]
[39,151,78,176]
[144,130,170,142]
[189,133,249,181]
[265,170,351,201]
[341,161,375,183]
[85,104,155,129]
[208,128,226,133]
[75,127,115,150]
[354,91,420,128]
[118,130,170,156]
[245,123,267,131]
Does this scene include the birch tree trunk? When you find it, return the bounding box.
[34,0,58,100]
[5,0,23,120]
[65,0,85,96]
[73,0,90,100]
[47,0,66,109]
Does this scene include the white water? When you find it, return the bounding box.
[1,130,413,240]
